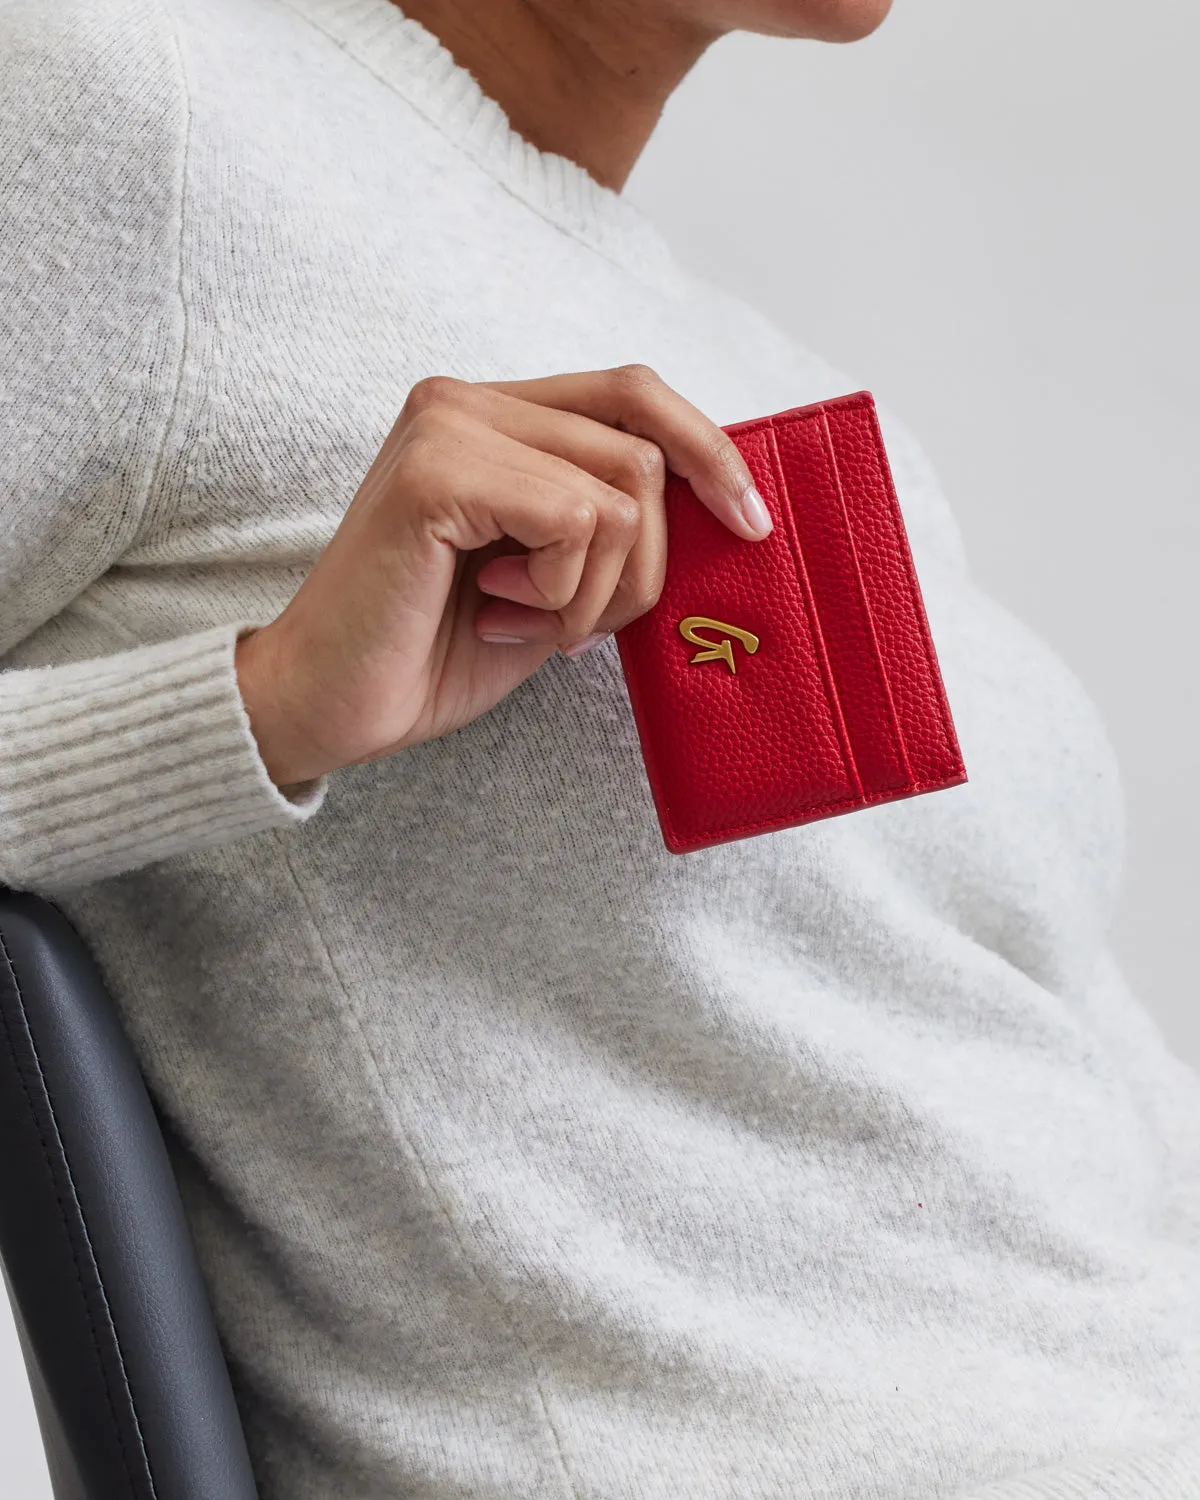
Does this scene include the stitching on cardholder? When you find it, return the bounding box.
[816,407,914,787]
[859,407,961,763]
[763,417,864,799]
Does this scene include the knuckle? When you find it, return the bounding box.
[619,437,666,489]
[610,362,662,396]
[563,497,597,540]
[404,374,466,414]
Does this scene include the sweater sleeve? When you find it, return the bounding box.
[0,0,327,896]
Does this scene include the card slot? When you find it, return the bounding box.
[816,409,914,787]
[823,401,965,786]
[743,425,863,802]
[766,413,912,795]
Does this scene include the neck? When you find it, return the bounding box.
[391,0,717,192]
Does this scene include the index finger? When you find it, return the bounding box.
[478,365,774,541]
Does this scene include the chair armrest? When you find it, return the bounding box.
[0,885,259,1499]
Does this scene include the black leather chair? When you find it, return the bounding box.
[0,884,260,1499]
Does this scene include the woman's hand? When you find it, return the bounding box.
[234,365,773,790]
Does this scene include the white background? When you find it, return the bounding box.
[3,0,1196,1488]
[626,0,1200,1070]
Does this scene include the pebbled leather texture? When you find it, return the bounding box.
[616,392,967,854]
[0,884,261,1499]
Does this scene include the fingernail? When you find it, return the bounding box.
[739,483,773,537]
[480,632,527,644]
[562,631,610,658]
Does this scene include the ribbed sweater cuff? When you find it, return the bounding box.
[0,622,328,893]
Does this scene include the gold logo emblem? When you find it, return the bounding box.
[678,616,760,675]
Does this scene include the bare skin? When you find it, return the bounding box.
[389,0,893,192]
[234,1,891,794]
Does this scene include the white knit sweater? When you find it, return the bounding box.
[3,0,1200,1495]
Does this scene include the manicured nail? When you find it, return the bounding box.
[562,631,610,657]
[480,632,527,644]
[739,483,773,538]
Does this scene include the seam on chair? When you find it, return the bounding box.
[0,923,159,1500]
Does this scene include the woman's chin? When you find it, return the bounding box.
[738,0,894,43]
[827,0,893,41]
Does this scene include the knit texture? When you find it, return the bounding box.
[3,0,1200,1495]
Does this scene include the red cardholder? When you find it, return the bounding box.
[615,391,967,854]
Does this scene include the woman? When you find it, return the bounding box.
[2,0,1199,1495]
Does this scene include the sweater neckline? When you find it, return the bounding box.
[278,0,683,290]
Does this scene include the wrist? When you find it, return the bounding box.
[234,624,330,793]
